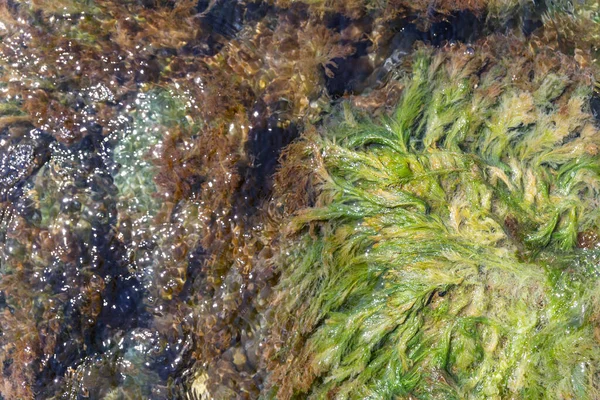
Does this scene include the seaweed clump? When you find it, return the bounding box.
[266,39,600,399]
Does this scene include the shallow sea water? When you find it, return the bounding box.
[1,1,600,399]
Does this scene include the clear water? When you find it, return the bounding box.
[0,1,598,399]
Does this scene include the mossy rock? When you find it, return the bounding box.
[267,43,600,399]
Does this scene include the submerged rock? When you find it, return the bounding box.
[1,0,600,398]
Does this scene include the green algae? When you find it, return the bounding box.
[112,88,198,228]
[267,46,600,399]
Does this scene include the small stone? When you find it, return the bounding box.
[233,349,247,366]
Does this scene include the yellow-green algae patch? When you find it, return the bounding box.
[266,43,600,399]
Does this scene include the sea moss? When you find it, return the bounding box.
[266,42,600,399]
